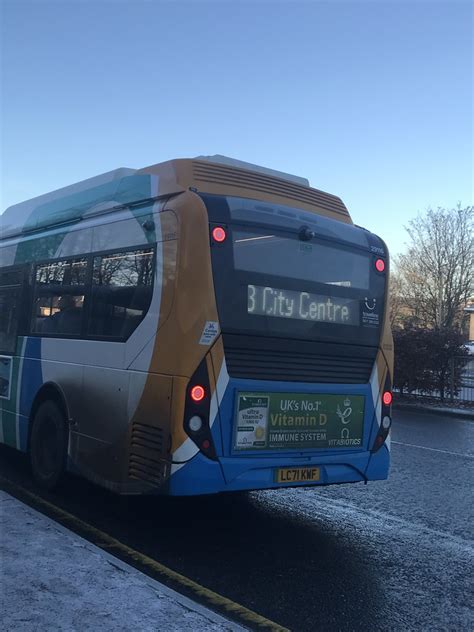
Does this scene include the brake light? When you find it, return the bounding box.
[382,391,392,406]
[375,258,385,273]
[212,226,227,243]
[184,360,217,460]
[190,385,206,402]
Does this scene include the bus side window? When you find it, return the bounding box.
[87,247,154,340]
[0,268,23,354]
[32,258,88,337]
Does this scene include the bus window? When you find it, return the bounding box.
[87,247,154,339]
[233,229,370,290]
[0,269,23,354]
[32,258,87,336]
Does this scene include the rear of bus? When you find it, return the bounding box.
[168,192,393,495]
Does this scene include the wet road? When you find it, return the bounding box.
[1,409,473,631]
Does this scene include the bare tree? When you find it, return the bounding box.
[395,204,473,331]
[388,271,405,329]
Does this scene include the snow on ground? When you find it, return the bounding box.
[0,491,243,632]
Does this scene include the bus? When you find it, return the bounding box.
[0,155,393,495]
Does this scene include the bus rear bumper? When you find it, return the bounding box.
[168,445,390,496]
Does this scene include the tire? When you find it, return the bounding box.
[30,400,68,490]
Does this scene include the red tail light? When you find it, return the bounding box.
[375,258,385,272]
[382,391,392,406]
[212,226,227,243]
[190,385,205,402]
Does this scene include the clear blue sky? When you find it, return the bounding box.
[1,0,472,256]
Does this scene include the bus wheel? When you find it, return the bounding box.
[30,400,68,491]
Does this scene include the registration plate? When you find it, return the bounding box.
[275,466,320,484]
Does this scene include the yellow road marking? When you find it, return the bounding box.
[0,476,289,631]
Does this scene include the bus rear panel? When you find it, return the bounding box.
[169,193,392,495]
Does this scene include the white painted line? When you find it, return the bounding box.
[395,416,474,426]
[391,440,474,459]
[313,496,474,554]
[263,489,474,555]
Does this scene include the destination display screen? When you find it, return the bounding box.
[247,284,359,326]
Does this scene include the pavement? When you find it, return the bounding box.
[0,490,244,632]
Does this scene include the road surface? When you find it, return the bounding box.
[1,409,472,631]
